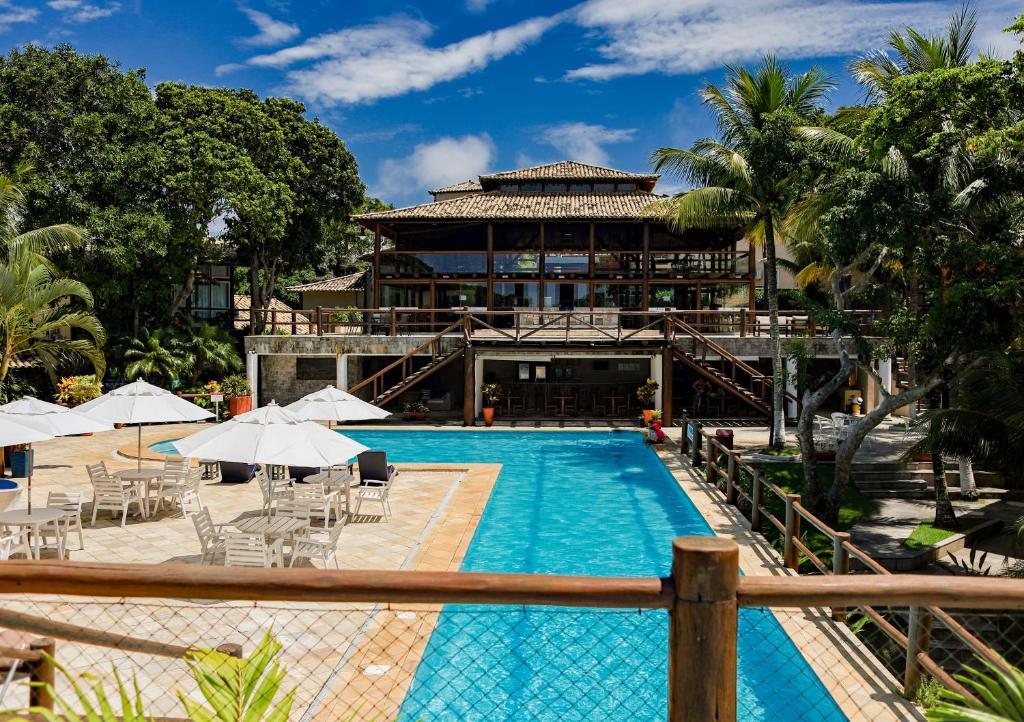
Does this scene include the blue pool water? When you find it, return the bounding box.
[148,439,180,455]
[342,430,846,722]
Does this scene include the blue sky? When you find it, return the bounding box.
[1,0,1021,206]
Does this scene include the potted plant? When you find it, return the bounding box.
[403,400,429,421]
[55,375,102,407]
[649,409,663,427]
[636,378,659,423]
[222,375,253,417]
[480,383,503,427]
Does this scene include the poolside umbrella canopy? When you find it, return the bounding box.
[0,396,113,436]
[76,380,213,468]
[173,402,368,469]
[0,414,54,510]
[284,385,390,423]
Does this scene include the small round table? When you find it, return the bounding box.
[0,507,66,559]
[112,469,165,518]
[199,460,220,480]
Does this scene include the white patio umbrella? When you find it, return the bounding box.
[284,385,390,425]
[0,396,114,436]
[174,403,368,516]
[0,413,54,510]
[75,380,214,469]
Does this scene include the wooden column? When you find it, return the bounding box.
[904,606,933,697]
[28,637,55,711]
[373,223,382,308]
[747,241,757,311]
[642,222,650,310]
[464,345,475,426]
[783,493,801,570]
[661,344,674,427]
[669,537,738,722]
[750,470,762,530]
[726,452,739,505]
[690,421,702,466]
[486,222,494,311]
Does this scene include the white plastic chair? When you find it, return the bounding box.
[47,491,85,551]
[191,507,228,564]
[0,528,30,560]
[155,467,203,515]
[290,522,344,569]
[291,483,340,528]
[258,469,293,514]
[354,478,393,520]
[90,478,144,527]
[223,532,284,568]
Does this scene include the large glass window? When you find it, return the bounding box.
[618,183,637,192]
[545,183,567,193]
[701,284,750,310]
[394,223,487,251]
[592,284,643,309]
[435,282,487,308]
[522,182,542,193]
[594,183,614,193]
[493,282,540,308]
[544,253,589,275]
[379,253,486,276]
[500,183,518,193]
[543,283,589,310]
[493,252,539,275]
[594,223,642,250]
[648,284,698,310]
[569,183,590,193]
[493,222,540,250]
[594,252,643,276]
[545,222,589,249]
[381,284,430,308]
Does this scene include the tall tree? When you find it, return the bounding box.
[0,44,172,335]
[651,55,833,446]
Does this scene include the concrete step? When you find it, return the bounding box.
[859,486,1008,501]
[855,479,931,492]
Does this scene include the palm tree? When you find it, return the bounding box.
[0,166,105,385]
[650,55,833,447]
[850,4,977,102]
[176,321,242,384]
[122,328,184,383]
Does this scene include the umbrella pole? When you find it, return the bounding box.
[137,424,142,470]
[26,443,32,512]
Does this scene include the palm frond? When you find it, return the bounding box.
[795,126,858,159]
[649,186,758,232]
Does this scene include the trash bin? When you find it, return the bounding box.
[715,428,734,450]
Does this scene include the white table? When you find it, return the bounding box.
[0,507,66,559]
[112,469,165,517]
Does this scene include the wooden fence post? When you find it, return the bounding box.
[706,436,717,486]
[691,423,702,467]
[750,470,762,530]
[669,536,738,722]
[783,493,801,570]
[390,307,397,336]
[726,453,739,505]
[316,306,324,337]
[904,606,933,698]
[27,637,55,711]
[679,413,689,454]
[831,532,851,622]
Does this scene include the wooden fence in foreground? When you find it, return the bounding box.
[682,418,1019,702]
[2,541,1024,721]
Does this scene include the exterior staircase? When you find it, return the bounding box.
[670,317,780,418]
[347,321,467,407]
[852,461,1002,500]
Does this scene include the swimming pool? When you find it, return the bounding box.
[343,430,846,721]
[148,439,180,455]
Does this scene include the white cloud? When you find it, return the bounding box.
[466,0,494,13]
[0,1,38,30]
[566,0,956,80]
[242,13,560,105]
[214,62,246,76]
[46,0,120,23]
[375,133,495,202]
[539,122,635,166]
[973,1,1024,60]
[237,5,300,47]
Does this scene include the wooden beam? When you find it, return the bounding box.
[373,222,382,308]
[486,222,494,311]
[642,222,650,310]
[0,560,670,609]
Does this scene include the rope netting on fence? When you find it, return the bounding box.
[0,598,669,722]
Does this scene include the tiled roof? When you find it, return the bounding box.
[479,161,658,182]
[285,272,364,293]
[354,191,666,222]
[430,180,483,194]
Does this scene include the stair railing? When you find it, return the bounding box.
[348,320,463,402]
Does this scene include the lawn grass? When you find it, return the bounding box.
[903,521,960,551]
[758,461,876,531]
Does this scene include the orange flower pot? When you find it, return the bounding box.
[482,407,495,427]
[229,395,253,417]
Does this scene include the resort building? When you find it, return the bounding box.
[245,161,885,423]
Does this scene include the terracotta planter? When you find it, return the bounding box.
[229,395,253,417]
[483,407,495,427]
[403,411,427,421]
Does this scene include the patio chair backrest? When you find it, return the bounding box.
[326,521,344,547]
[275,499,312,521]
[92,479,128,498]
[357,451,391,484]
[292,483,327,503]
[85,462,110,483]
[47,491,82,511]
[163,458,190,480]
[223,533,271,567]
[185,467,203,489]
[192,508,215,540]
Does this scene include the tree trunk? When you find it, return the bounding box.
[762,211,785,448]
[931,386,958,527]
[959,457,978,500]
[168,267,196,319]
[795,413,820,502]
[250,261,264,335]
